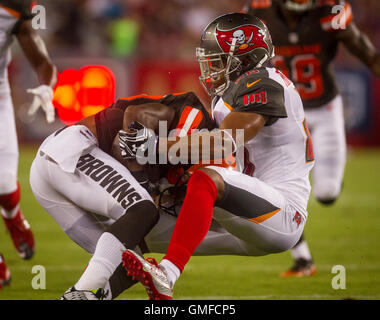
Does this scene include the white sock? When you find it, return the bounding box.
[291,240,312,261]
[159,259,181,288]
[1,205,19,219]
[75,232,126,291]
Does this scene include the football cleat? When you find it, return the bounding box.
[279,258,317,278]
[122,249,173,300]
[2,210,35,260]
[0,254,11,289]
[60,286,104,300]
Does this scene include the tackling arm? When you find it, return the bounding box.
[16,20,57,123]
[158,112,267,163]
[338,22,380,77]
[16,20,57,87]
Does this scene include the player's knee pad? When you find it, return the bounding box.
[107,200,159,249]
[0,181,20,210]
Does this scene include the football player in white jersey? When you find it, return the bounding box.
[0,0,56,289]
[245,0,380,278]
[117,12,315,300]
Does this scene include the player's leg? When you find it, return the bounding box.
[31,127,158,299]
[52,149,157,298]
[203,166,305,256]
[310,95,346,204]
[122,166,305,299]
[58,147,157,296]
[0,89,34,260]
[122,169,217,299]
[279,233,316,277]
[30,149,111,254]
[31,159,139,300]
[282,96,345,277]
[0,253,11,289]
[145,210,250,256]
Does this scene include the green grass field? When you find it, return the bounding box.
[0,146,379,300]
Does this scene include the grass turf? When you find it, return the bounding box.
[0,146,379,300]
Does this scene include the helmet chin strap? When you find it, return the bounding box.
[214,38,238,97]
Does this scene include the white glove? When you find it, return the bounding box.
[27,85,55,124]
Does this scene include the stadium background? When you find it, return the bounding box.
[0,0,379,300]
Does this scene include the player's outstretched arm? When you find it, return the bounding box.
[16,20,57,123]
[16,20,57,87]
[338,22,380,77]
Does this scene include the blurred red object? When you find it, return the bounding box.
[53,65,115,125]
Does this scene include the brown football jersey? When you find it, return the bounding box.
[93,92,216,190]
[246,0,354,108]
[94,92,216,156]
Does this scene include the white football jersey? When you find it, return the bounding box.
[212,67,314,218]
[0,7,17,80]
[0,1,34,81]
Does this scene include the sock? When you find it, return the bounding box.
[160,259,181,288]
[0,183,20,219]
[291,240,312,261]
[75,232,126,291]
[163,170,217,272]
[107,263,138,300]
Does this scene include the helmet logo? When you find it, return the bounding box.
[216,24,269,55]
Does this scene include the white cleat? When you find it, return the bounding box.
[60,286,104,300]
[122,249,173,300]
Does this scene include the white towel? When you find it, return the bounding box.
[40,125,98,173]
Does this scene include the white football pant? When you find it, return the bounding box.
[305,95,346,202]
[29,126,153,254]
[147,165,306,256]
[0,75,18,194]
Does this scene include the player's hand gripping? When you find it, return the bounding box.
[118,121,157,161]
[27,85,55,123]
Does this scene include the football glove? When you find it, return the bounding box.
[118,121,157,161]
[27,85,55,124]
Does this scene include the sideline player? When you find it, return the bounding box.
[245,0,380,277]
[0,0,57,288]
[29,92,216,300]
[120,12,315,300]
